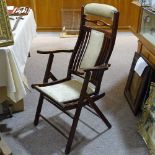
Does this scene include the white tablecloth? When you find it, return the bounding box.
[0,10,36,102]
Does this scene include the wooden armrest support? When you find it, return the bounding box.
[37,50,73,54]
[75,69,85,75]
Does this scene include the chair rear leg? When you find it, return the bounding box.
[34,94,44,126]
[90,102,111,129]
[65,106,82,154]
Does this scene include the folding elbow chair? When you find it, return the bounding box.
[32,3,119,154]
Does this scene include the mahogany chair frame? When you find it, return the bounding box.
[32,5,119,154]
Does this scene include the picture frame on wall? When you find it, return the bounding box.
[0,0,14,47]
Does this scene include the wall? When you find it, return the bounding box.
[6,0,132,31]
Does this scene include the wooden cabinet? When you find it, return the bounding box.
[125,6,155,115]
[6,0,133,31]
[34,0,62,31]
[129,3,155,64]
[138,7,155,64]
[130,1,142,35]
[138,38,155,65]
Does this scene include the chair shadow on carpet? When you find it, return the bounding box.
[10,77,145,154]
[11,110,110,155]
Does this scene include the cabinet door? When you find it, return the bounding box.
[35,0,62,31]
[130,2,141,35]
[118,0,131,28]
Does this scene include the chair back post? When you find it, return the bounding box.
[105,11,119,63]
[95,10,119,94]
[67,6,86,78]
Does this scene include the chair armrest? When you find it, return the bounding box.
[82,64,111,72]
[73,64,110,76]
[32,78,70,88]
[37,49,74,54]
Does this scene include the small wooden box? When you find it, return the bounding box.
[0,86,24,113]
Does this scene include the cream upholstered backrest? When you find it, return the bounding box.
[80,30,104,69]
[84,3,118,19]
[80,3,117,69]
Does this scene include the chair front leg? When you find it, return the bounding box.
[34,94,44,126]
[65,106,82,154]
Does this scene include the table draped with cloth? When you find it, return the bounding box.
[0,9,36,103]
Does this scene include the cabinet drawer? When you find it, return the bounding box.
[140,44,155,65]
[148,52,155,65]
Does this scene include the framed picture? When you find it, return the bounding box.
[124,52,155,115]
[0,0,14,47]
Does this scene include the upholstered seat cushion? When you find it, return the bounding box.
[36,79,95,103]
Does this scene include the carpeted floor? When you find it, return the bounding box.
[1,32,149,155]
